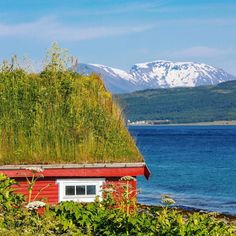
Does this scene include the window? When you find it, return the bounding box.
[87,185,96,195]
[57,178,105,202]
[65,186,75,195]
[76,185,85,195]
[64,185,96,196]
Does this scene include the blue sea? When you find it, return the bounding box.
[129,126,236,215]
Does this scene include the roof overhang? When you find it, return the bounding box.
[0,162,151,180]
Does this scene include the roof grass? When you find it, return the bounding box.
[0,45,143,165]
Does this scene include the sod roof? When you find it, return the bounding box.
[0,55,143,165]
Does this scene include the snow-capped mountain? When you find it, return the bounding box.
[77,63,140,93]
[77,60,236,93]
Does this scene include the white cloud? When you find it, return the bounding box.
[160,46,235,59]
[153,17,236,27]
[62,2,156,16]
[0,16,153,42]
[147,3,236,15]
[170,46,229,58]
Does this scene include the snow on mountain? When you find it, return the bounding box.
[77,63,139,93]
[130,60,235,88]
[77,60,236,93]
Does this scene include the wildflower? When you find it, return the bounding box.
[120,176,136,181]
[101,188,115,193]
[25,167,44,173]
[161,194,176,206]
[137,188,142,194]
[26,201,46,210]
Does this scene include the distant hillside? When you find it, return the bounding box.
[116,80,236,124]
[77,61,236,93]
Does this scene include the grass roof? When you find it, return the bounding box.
[0,46,143,165]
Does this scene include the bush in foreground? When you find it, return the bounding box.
[0,174,235,235]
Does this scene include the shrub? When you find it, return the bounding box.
[0,175,235,235]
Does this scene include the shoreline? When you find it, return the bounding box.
[128,120,236,126]
[138,204,236,224]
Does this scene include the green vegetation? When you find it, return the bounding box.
[0,174,235,235]
[0,44,142,164]
[116,81,236,123]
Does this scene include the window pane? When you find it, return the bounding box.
[87,185,96,195]
[76,185,85,195]
[65,186,75,195]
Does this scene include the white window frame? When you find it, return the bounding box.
[56,178,105,202]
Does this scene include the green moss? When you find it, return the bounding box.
[0,49,142,164]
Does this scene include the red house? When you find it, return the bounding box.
[0,163,150,204]
[0,60,150,205]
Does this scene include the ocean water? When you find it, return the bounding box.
[128,126,236,215]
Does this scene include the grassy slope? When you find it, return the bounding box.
[116,80,236,123]
[0,67,142,165]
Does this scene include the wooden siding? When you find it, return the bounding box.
[0,166,147,204]
[15,177,58,204]
[11,177,137,205]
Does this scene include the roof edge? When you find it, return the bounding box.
[0,162,147,170]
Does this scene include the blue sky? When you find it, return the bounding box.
[0,0,236,74]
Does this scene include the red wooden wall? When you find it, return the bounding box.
[12,177,137,205]
[15,177,59,204]
[0,166,148,204]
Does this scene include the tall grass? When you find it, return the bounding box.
[0,46,142,164]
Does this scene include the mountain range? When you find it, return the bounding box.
[77,60,236,94]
